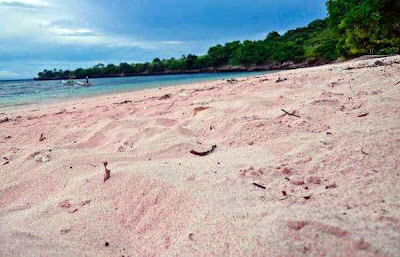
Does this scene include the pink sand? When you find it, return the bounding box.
[1,56,400,256]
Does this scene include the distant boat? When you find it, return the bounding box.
[77,81,92,87]
[62,80,92,87]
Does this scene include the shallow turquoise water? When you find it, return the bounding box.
[0,71,272,108]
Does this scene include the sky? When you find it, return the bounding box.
[0,0,328,79]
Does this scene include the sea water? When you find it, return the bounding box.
[0,71,273,108]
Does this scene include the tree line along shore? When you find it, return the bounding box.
[36,0,400,80]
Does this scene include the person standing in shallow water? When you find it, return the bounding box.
[85,76,89,84]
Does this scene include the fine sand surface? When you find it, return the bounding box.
[1,56,400,257]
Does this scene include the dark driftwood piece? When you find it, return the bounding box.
[113,100,132,105]
[357,113,369,118]
[190,145,217,156]
[39,133,46,142]
[281,109,301,118]
[103,162,111,182]
[253,183,266,189]
[158,94,172,100]
[276,77,288,83]
[0,117,11,123]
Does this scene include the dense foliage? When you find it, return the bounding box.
[327,0,400,56]
[37,0,400,80]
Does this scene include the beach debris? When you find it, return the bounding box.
[39,133,46,142]
[103,162,111,182]
[158,94,172,100]
[60,229,71,235]
[105,242,110,247]
[113,100,132,105]
[226,78,238,83]
[357,112,369,117]
[80,200,91,206]
[325,183,337,189]
[30,150,52,163]
[4,136,12,139]
[395,81,400,85]
[190,145,217,156]
[282,190,287,196]
[281,109,301,118]
[3,157,10,165]
[253,182,266,189]
[361,150,369,155]
[374,60,385,66]
[276,77,288,83]
[188,233,195,241]
[303,196,312,200]
[0,117,11,123]
[193,106,210,116]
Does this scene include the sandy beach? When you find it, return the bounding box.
[1,56,400,256]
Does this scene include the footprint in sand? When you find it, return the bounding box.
[30,149,52,163]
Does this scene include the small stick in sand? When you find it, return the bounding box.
[253,183,266,189]
[357,113,369,118]
[3,157,9,165]
[361,150,369,155]
[103,162,111,182]
[39,133,46,142]
[281,109,300,118]
[190,145,217,157]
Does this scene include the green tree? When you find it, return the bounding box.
[327,0,400,56]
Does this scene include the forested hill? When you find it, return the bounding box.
[36,0,400,80]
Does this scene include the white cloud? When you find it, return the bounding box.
[0,0,183,51]
[0,0,52,9]
[0,70,19,78]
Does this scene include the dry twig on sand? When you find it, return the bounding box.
[190,145,217,156]
[357,113,369,118]
[103,162,111,182]
[113,100,132,105]
[281,109,301,118]
[39,133,46,142]
[253,183,266,189]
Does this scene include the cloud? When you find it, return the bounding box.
[0,0,50,9]
[50,27,98,37]
[0,70,19,78]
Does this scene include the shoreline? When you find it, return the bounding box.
[0,70,273,112]
[1,56,400,256]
